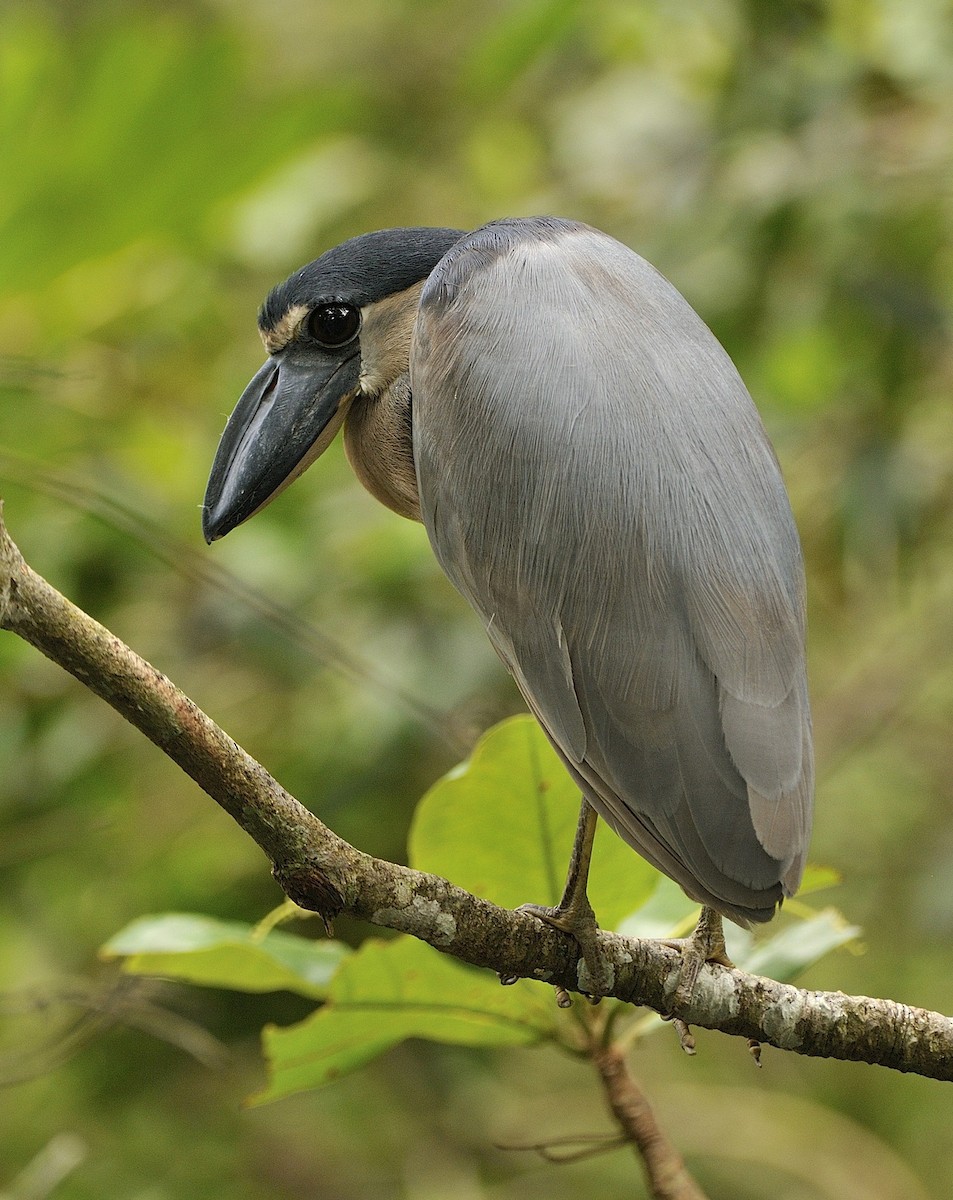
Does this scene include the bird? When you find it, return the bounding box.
[202,217,814,1001]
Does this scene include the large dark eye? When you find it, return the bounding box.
[307,303,361,348]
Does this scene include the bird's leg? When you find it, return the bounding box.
[666,905,734,1009]
[517,798,612,1001]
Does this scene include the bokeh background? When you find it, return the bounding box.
[1,1,952,1196]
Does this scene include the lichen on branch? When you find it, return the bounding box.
[0,505,951,1081]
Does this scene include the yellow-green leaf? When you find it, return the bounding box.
[737,909,862,983]
[102,913,349,999]
[797,864,842,897]
[257,936,557,1103]
[409,715,657,931]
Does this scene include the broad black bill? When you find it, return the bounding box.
[202,350,360,542]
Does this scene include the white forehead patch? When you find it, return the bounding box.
[260,303,309,354]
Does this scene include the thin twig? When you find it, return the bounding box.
[497,1131,626,1163]
[592,1042,709,1200]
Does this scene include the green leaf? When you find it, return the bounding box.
[737,909,862,983]
[409,714,657,931]
[101,913,349,999]
[257,936,556,1104]
[617,874,701,939]
[797,864,842,896]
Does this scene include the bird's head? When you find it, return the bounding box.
[202,226,463,542]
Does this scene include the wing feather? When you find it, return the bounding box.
[411,218,813,922]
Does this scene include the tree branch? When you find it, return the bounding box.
[592,1042,708,1200]
[1,505,951,1080]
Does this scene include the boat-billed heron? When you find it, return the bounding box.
[203,217,813,999]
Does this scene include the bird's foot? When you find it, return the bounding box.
[664,906,734,1010]
[516,896,612,1003]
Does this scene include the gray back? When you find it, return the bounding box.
[411,218,813,922]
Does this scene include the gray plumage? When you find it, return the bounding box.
[411,219,812,922]
[203,216,814,929]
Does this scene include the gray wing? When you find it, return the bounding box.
[410,218,813,923]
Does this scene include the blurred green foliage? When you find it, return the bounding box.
[0,0,951,1196]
